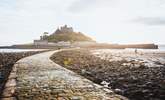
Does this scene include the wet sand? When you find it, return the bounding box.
[51,49,165,100]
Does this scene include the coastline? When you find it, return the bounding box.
[51,48,165,100]
[0,43,159,49]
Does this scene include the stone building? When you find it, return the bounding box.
[72,41,96,46]
[60,25,73,33]
[53,25,73,34]
[34,40,48,45]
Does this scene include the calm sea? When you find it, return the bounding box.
[0,45,165,53]
[0,49,45,53]
[158,45,165,51]
[123,45,165,52]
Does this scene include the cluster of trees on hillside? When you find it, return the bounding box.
[41,32,94,43]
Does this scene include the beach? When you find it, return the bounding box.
[51,48,165,100]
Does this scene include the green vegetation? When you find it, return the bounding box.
[43,32,94,43]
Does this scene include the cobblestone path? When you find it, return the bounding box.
[15,50,127,100]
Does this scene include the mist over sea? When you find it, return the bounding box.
[0,49,45,53]
[0,45,165,53]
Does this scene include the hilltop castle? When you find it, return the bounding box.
[34,25,96,46]
[53,25,73,34]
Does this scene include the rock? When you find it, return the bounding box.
[1,87,15,97]
[114,89,123,95]
[51,49,165,100]
[101,81,110,88]
[1,97,17,100]
[57,97,68,100]
[8,73,16,79]
[5,79,16,88]
[134,64,140,68]
[71,96,84,100]
[142,89,149,93]
[0,72,4,79]
[81,69,86,75]
[103,88,113,93]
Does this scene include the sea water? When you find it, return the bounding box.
[0,49,45,53]
[0,45,165,52]
[124,45,165,52]
[158,45,165,51]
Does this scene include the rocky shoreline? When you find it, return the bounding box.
[51,49,165,100]
[0,50,48,97]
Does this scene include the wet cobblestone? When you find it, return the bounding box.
[15,50,127,100]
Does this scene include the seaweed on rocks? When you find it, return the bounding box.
[0,50,48,96]
[51,49,165,100]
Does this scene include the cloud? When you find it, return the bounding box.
[67,0,114,13]
[132,17,165,25]
[68,0,95,13]
[1,0,165,45]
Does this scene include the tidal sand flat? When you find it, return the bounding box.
[51,49,165,100]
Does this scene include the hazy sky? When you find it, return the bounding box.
[0,0,165,46]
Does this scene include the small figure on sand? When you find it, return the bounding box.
[135,49,138,54]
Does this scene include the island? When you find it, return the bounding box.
[0,25,158,49]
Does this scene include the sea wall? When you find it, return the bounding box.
[83,43,158,49]
[0,43,158,49]
[121,43,158,49]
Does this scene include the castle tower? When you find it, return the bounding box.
[53,25,74,34]
[60,25,73,33]
[54,27,61,34]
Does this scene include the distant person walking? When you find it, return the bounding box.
[135,49,138,54]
